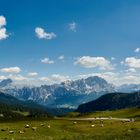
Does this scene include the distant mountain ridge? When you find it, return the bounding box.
[117,84,140,93]
[0,78,12,88]
[76,92,140,113]
[0,76,115,108]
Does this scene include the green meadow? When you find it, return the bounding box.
[0,108,140,140]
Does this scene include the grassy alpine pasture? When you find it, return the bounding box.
[67,107,140,119]
[0,108,140,140]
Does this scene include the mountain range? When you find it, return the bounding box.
[1,76,140,110]
[0,76,115,108]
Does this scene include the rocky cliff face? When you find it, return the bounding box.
[0,76,115,108]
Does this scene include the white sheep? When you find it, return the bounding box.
[130,118,135,122]
[25,124,30,128]
[47,125,51,128]
[9,130,14,134]
[32,127,37,131]
[100,124,104,127]
[19,130,24,134]
[91,124,95,128]
[40,123,45,126]
[73,121,77,124]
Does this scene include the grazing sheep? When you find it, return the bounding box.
[122,119,131,123]
[91,124,95,128]
[1,128,9,131]
[32,127,37,131]
[47,125,51,128]
[1,128,6,131]
[0,114,4,117]
[100,124,104,127]
[40,123,45,126]
[25,124,30,128]
[121,120,125,123]
[89,120,94,123]
[19,130,24,134]
[73,121,77,124]
[130,118,135,122]
[9,130,14,134]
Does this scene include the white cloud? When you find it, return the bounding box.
[111,57,115,60]
[0,28,8,40]
[28,72,38,76]
[40,77,50,82]
[74,56,114,70]
[35,27,56,40]
[68,22,77,32]
[0,75,7,80]
[41,57,54,64]
[76,71,140,85]
[0,16,6,27]
[51,74,70,82]
[8,74,27,81]
[134,48,140,53]
[0,67,21,73]
[40,74,70,84]
[58,55,64,60]
[125,68,136,73]
[77,72,118,83]
[0,16,9,40]
[120,61,124,65]
[123,57,140,69]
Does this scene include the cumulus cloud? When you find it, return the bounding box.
[0,75,7,80]
[123,57,140,69]
[111,57,115,60]
[68,22,77,32]
[134,48,140,53]
[125,68,136,73]
[0,67,21,73]
[41,57,54,64]
[0,28,8,40]
[77,72,118,83]
[8,74,27,81]
[74,56,114,70]
[0,16,9,40]
[0,15,6,27]
[51,74,69,82]
[58,55,64,60]
[35,27,56,40]
[28,72,38,76]
[76,71,140,85]
[40,74,70,84]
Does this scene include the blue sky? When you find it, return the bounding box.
[0,0,140,85]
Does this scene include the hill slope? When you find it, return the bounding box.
[0,91,49,118]
[76,92,140,113]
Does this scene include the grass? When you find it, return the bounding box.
[0,108,139,140]
[0,119,140,140]
[12,111,30,117]
[67,107,140,120]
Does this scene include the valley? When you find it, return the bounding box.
[1,1,140,139]
[0,78,140,140]
[0,108,139,140]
